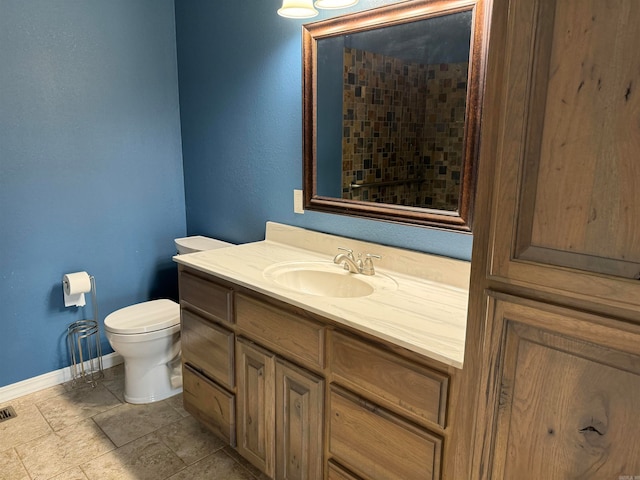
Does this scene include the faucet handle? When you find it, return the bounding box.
[337,247,355,261]
[362,253,381,275]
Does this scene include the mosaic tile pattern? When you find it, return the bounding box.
[342,47,468,210]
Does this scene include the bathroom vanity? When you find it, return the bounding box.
[174,222,470,480]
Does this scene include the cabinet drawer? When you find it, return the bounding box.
[182,365,236,447]
[331,331,449,428]
[236,294,325,370]
[181,309,234,389]
[327,461,361,480]
[179,270,233,324]
[329,386,442,480]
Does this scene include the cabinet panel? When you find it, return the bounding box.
[488,0,640,308]
[236,338,276,477]
[179,270,234,324]
[523,0,640,270]
[329,386,442,480]
[331,331,448,428]
[182,365,235,446]
[275,359,324,480]
[181,309,234,389]
[236,294,325,370]
[478,296,640,479]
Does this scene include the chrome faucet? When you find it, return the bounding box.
[333,247,359,273]
[333,248,381,275]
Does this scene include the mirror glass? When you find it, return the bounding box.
[303,0,486,231]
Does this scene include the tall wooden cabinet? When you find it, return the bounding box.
[468,0,640,477]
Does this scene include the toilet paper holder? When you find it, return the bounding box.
[65,274,104,387]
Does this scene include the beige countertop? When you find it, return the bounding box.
[174,222,470,369]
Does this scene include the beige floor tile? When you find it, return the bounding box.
[81,432,186,480]
[167,450,256,480]
[101,365,125,403]
[0,403,53,451]
[101,364,124,381]
[0,448,30,480]
[92,398,183,447]
[165,392,190,417]
[15,417,115,480]
[155,415,226,465]
[49,466,89,480]
[37,384,122,431]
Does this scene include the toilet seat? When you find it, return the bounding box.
[104,299,180,335]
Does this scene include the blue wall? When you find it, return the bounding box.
[0,0,186,387]
[175,0,473,259]
[0,0,473,389]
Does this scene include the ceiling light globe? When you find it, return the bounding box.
[278,0,319,18]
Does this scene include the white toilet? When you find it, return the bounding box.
[104,235,233,404]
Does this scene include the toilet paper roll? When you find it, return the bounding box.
[63,271,91,307]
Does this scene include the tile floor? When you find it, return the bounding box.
[0,365,268,480]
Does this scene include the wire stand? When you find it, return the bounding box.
[67,276,103,387]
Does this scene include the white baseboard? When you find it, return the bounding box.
[0,353,124,404]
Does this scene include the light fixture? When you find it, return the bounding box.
[278,0,318,18]
[314,0,359,9]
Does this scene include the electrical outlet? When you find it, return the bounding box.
[294,189,304,214]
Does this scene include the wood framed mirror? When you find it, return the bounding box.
[302,0,487,232]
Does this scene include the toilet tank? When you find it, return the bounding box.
[174,235,234,254]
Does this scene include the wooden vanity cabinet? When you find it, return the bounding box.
[178,266,456,480]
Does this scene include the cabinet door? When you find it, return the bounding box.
[236,338,276,477]
[275,359,324,480]
[474,294,640,479]
[487,0,640,309]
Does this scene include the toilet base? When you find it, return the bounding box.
[123,360,182,404]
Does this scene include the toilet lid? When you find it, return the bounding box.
[104,299,180,334]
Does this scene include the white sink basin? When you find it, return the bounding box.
[263,261,397,298]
